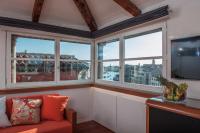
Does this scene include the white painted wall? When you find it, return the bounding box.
[163,0,200,99]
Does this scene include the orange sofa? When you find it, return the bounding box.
[0,94,77,133]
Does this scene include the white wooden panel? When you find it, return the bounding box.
[117,96,146,133]
[59,88,93,123]
[93,89,117,131]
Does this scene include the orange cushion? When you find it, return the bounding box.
[0,120,72,133]
[41,95,69,121]
[6,94,59,119]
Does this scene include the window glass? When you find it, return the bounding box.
[10,35,92,84]
[124,30,163,87]
[124,59,162,86]
[12,35,55,59]
[125,31,162,58]
[98,40,119,60]
[11,35,55,83]
[98,61,119,81]
[60,61,91,80]
[60,41,91,81]
[97,40,120,81]
[60,41,91,60]
[11,60,54,83]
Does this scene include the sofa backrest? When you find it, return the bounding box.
[6,94,59,119]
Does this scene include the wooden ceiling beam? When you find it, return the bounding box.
[113,0,141,16]
[73,0,97,32]
[32,0,44,22]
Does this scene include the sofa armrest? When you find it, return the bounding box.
[65,108,77,133]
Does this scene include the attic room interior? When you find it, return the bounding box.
[0,0,200,133]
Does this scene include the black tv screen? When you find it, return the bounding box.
[171,36,200,80]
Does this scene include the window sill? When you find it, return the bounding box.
[1,80,93,95]
[1,82,160,99]
[6,80,93,88]
[93,81,161,98]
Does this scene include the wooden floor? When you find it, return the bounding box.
[77,121,114,133]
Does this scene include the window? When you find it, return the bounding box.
[124,29,163,86]
[9,34,92,85]
[97,40,120,81]
[96,28,163,88]
[60,41,91,80]
[11,35,55,83]
[9,26,163,89]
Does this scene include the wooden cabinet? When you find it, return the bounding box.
[146,98,200,133]
[117,96,146,133]
[93,88,147,133]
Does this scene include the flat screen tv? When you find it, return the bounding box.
[171,36,200,80]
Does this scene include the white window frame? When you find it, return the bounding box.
[123,28,163,86]
[6,31,94,89]
[96,39,121,82]
[95,22,167,93]
[58,39,93,83]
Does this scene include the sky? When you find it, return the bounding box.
[15,31,162,64]
[125,31,162,58]
[60,41,90,60]
[15,37,91,60]
[15,37,55,54]
[98,41,119,60]
[99,31,162,66]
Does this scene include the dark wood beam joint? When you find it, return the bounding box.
[73,0,97,32]
[32,0,45,22]
[113,0,141,16]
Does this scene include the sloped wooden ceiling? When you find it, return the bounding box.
[0,0,165,31]
[73,0,141,31]
[32,0,141,31]
[0,0,168,38]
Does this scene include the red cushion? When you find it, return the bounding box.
[0,120,72,133]
[6,94,59,119]
[41,95,69,121]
